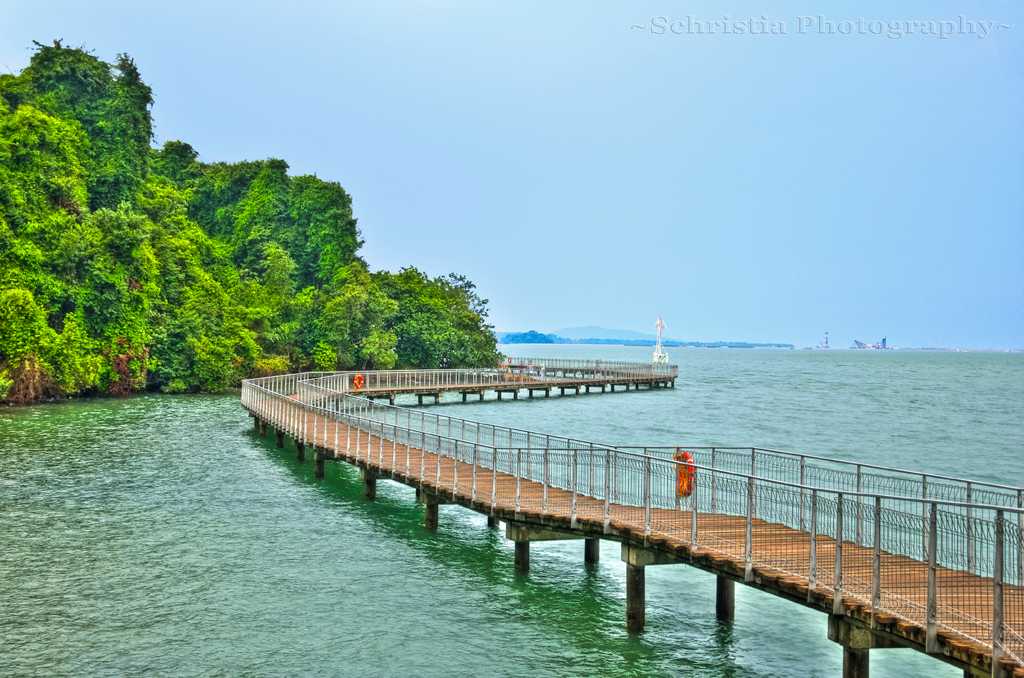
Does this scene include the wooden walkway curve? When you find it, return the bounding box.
[242,362,1023,678]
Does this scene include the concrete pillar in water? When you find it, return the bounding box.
[275,428,284,448]
[296,441,305,462]
[843,648,869,678]
[362,468,377,499]
[314,453,325,479]
[514,541,530,573]
[716,575,735,622]
[424,501,438,530]
[585,538,600,565]
[621,543,678,633]
[827,615,903,678]
[487,515,500,529]
[505,522,586,575]
[626,563,645,632]
[419,492,445,530]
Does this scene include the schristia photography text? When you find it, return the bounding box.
[632,15,1012,39]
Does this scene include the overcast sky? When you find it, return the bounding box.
[3,1,1022,348]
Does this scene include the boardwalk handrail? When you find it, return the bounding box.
[616,446,1024,511]
[294,365,1021,509]
[241,366,1024,672]
[304,359,679,395]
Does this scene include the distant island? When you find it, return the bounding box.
[498,330,793,350]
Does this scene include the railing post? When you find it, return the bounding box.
[515,448,522,513]
[571,449,578,528]
[744,476,754,582]
[794,454,802,532]
[435,436,441,487]
[588,443,595,496]
[922,475,929,561]
[419,431,426,481]
[710,447,718,513]
[452,442,459,494]
[750,448,757,518]
[471,445,478,501]
[603,449,611,531]
[643,456,652,536]
[542,448,549,511]
[833,493,844,615]
[926,501,939,653]
[491,449,498,512]
[993,509,1005,677]
[855,464,863,545]
[391,420,397,468]
[690,468,698,546]
[966,481,975,573]
[1018,491,1023,585]
[871,495,882,619]
[808,489,818,601]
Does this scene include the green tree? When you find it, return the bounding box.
[0,43,498,402]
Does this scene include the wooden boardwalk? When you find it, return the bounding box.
[243,364,1023,678]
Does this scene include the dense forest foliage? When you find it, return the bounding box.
[0,42,499,401]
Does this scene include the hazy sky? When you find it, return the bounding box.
[3,1,1022,348]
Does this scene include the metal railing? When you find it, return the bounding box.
[240,367,1024,670]
[617,446,1024,510]
[305,358,678,394]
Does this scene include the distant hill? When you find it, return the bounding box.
[556,326,655,341]
[498,330,793,350]
[496,331,571,344]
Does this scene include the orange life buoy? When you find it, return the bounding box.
[352,373,365,390]
[673,449,696,498]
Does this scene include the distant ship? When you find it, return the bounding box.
[852,337,889,350]
[817,331,830,350]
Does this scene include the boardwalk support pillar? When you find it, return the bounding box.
[275,428,284,448]
[716,575,735,622]
[626,563,644,632]
[418,492,448,531]
[487,515,500,529]
[621,543,678,633]
[828,616,902,678]
[506,522,585,574]
[585,538,600,566]
[362,469,377,499]
[314,452,326,479]
[843,647,869,678]
[515,541,530,573]
[296,441,305,462]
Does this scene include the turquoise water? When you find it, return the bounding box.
[2,346,1022,676]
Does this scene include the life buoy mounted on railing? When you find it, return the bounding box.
[352,373,366,390]
[674,448,696,498]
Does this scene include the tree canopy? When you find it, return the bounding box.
[0,42,499,401]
